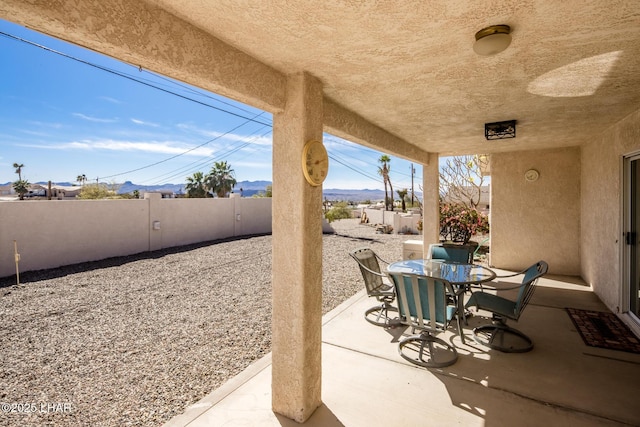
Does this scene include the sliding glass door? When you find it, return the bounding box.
[624,155,640,322]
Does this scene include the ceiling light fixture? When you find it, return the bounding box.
[485,120,516,140]
[474,24,512,55]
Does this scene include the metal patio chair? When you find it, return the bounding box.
[465,260,549,353]
[350,247,397,327]
[387,271,461,367]
[427,243,475,263]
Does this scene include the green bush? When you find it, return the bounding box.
[77,184,120,199]
[439,203,489,243]
[325,202,352,223]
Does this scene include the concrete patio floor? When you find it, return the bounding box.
[164,272,640,427]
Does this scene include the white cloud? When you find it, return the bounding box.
[72,113,118,123]
[177,123,272,146]
[23,139,215,157]
[99,96,122,104]
[131,118,160,127]
[233,160,272,169]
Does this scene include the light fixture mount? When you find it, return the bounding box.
[485,120,516,140]
[474,24,512,55]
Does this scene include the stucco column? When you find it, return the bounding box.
[422,156,440,250]
[271,72,323,422]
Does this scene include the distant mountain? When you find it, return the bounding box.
[13,180,411,202]
[323,188,385,202]
[117,181,185,195]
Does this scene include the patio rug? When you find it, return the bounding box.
[566,308,640,354]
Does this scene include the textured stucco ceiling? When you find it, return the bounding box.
[140,0,640,155]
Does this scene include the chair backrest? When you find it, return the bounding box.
[350,248,386,296]
[387,271,456,332]
[428,243,474,264]
[514,260,549,316]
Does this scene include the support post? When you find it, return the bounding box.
[422,155,441,253]
[271,72,324,422]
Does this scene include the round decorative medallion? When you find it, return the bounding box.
[302,140,329,186]
[525,169,540,182]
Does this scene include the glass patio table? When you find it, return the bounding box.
[387,259,496,343]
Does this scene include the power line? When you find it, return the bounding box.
[0,30,272,127]
[145,127,273,185]
[98,112,268,180]
[328,154,383,185]
[2,29,417,187]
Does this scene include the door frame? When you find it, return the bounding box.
[622,152,640,327]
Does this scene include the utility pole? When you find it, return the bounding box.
[410,163,415,205]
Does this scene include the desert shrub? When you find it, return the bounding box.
[325,202,353,223]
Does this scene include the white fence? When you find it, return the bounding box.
[0,193,272,278]
[361,208,421,235]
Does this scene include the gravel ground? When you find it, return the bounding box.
[0,219,410,427]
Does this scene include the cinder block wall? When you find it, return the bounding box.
[0,195,272,278]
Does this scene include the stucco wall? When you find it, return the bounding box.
[0,196,272,278]
[491,147,581,275]
[582,109,640,311]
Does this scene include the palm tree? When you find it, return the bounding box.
[185,171,207,198]
[378,155,394,211]
[76,174,87,186]
[205,161,237,198]
[13,163,24,181]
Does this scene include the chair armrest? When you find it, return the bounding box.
[356,262,387,278]
[468,281,528,292]
[494,266,530,278]
[375,254,390,267]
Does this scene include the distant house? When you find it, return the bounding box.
[49,184,82,199]
[144,190,176,199]
[0,184,14,196]
[24,184,47,198]
[23,183,82,199]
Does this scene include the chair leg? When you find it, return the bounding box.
[398,332,458,368]
[455,310,465,345]
[364,302,398,327]
[472,323,533,353]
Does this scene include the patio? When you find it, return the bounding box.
[165,272,640,426]
[4,2,640,424]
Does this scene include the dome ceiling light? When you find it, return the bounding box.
[474,24,512,55]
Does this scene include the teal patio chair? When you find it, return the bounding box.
[350,248,397,327]
[428,243,475,263]
[387,271,462,368]
[465,260,549,353]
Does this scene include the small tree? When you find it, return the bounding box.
[78,183,119,199]
[439,155,488,209]
[12,163,28,200]
[325,202,352,223]
[396,188,408,212]
[12,179,29,200]
[252,185,273,198]
[76,174,87,186]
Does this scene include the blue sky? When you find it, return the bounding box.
[0,18,422,191]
